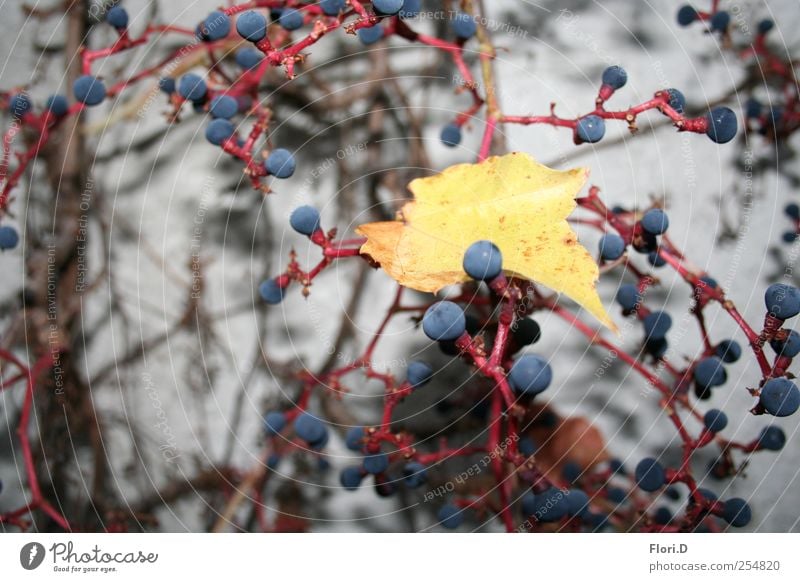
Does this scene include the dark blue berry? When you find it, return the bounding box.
[760,378,800,417]
[73,75,107,106]
[265,148,296,178]
[764,283,800,319]
[530,487,570,522]
[641,208,669,235]
[263,411,287,435]
[158,77,175,94]
[648,251,666,268]
[205,119,235,145]
[463,240,503,281]
[236,10,267,42]
[654,507,672,525]
[402,462,427,488]
[705,106,738,144]
[709,11,730,32]
[566,489,590,518]
[399,0,421,18]
[357,25,384,45]
[643,311,672,341]
[45,94,68,116]
[440,123,462,147]
[715,339,742,363]
[294,412,327,444]
[511,318,541,347]
[694,356,727,388]
[178,73,207,103]
[757,19,774,35]
[373,0,403,15]
[635,457,666,492]
[406,360,433,388]
[508,354,553,396]
[320,0,346,16]
[722,498,751,527]
[785,203,800,220]
[340,466,364,490]
[601,65,627,89]
[616,284,641,311]
[235,48,262,70]
[703,408,728,432]
[345,427,365,451]
[202,10,231,41]
[599,233,625,261]
[363,452,389,474]
[745,98,762,119]
[0,225,20,250]
[757,426,786,451]
[665,88,686,113]
[677,5,698,26]
[106,6,129,29]
[576,114,605,143]
[770,330,800,358]
[452,13,477,39]
[259,278,285,304]
[422,301,466,341]
[279,8,304,30]
[209,95,238,119]
[290,205,321,236]
[438,504,464,528]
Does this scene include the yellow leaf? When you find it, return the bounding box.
[356,152,615,330]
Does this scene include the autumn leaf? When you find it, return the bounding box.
[356,152,615,330]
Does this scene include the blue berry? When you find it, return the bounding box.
[599,233,625,261]
[770,330,800,357]
[643,311,672,341]
[616,284,641,311]
[259,278,286,304]
[345,427,365,451]
[205,119,235,145]
[267,454,280,470]
[745,98,762,119]
[357,25,384,45]
[399,0,421,18]
[209,95,238,119]
[236,10,267,42]
[576,115,605,143]
[440,123,462,147]
[653,507,672,525]
[73,75,107,106]
[422,301,466,341]
[783,232,798,244]
[641,208,669,235]
[320,0,346,16]
[607,487,627,504]
[402,462,427,488]
[760,378,800,417]
[705,106,737,143]
[106,6,129,28]
[609,459,626,475]
[757,426,786,451]
[158,77,175,94]
[566,489,590,518]
[178,73,207,103]
[757,19,774,35]
[693,356,727,388]
[8,93,32,117]
[764,283,800,319]
[451,13,477,39]
[511,317,541,347]
[508,354,553,396]
[703,409,728,433]
[265,148,296,179]
[279,8,304,30]
[648,251,666,268]
[406,360,433,388]
[709,11,730,32]
[645,338,669,358]
[785,203,800,220]
[677,5,698,26]
[289,205,321,236]
[463,240,503,281]
[562,461,582,483]
[45,94,68,116]
[202,10,231,40]
[438,504,464,529]
[340,466,364,490]
[715,339,742,363]
[519,437,537,457]
[235,48,262,70]
[363,452,389,474]
[373,0,403,15]
[0,225,20,250]
[530,487,570,522]
[294,412,327,444]
[722,498,751,527]
[263,411,287,435]
[635,458,666,492]
[601,65,627,90]
[665,88,686,113]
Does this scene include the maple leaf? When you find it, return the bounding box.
[356,152,615,330]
